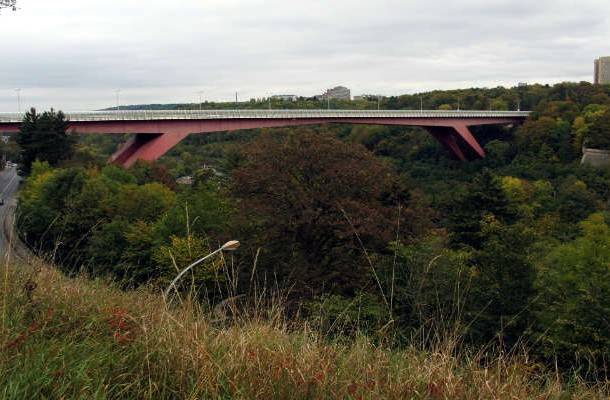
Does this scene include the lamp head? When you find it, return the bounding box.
[221,240,240,251]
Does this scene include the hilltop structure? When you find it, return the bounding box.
[319,86,351,100]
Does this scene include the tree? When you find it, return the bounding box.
[555,177,598,225]
[153,234,222,294]
[387,237,473,336]
[584,108,610,149]
[531,214,610,371]
[515,117,562,157]
[465,217,535,345]
[231,130,431,297]
[446,169,515,248]
[16,108,75,175]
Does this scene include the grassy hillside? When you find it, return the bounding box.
[1,260,608,399]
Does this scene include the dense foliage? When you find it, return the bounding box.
[16,81,610,375]
[230,130,431,298]
[17,161,231,292]
[16,108,75,175]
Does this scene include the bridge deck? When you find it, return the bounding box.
[0,109,530,167]
[0,109,530,123]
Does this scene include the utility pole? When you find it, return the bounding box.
[377,95,381,111]
[235,92,238,104]
[15,88,21,114]
[420,95,423,111]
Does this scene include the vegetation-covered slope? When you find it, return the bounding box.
[1,262,608,399]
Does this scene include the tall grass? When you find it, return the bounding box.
[1,259,608,399]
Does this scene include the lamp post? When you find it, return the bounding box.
[197,90,204,111]
[164,240,240,298]
[115,89,121,111]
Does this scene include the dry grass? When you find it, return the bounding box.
[1,260,608,399]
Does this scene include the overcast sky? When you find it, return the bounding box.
[0,0,608,111]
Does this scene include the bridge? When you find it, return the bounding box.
[0,110,530,167]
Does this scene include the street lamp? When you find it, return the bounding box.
[164,240,240,298]
[197,90,204,111]
[115,89,121,111]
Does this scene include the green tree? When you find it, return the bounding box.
[584,108,610,149]
[447,169,515,248]
[531,213,610,371]
[465,217,535,345]
[153,234,222,293]
[555,177,598,225]
[16,108,75,175]
[387,236,473,336]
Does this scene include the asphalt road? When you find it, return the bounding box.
[0,165,21,256]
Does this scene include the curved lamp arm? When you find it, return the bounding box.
[164,240,239,299]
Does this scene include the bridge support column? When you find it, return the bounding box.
[452,124,486,158]
[426,127,466,161]
[425,124,486,160]
[110,132,191,168]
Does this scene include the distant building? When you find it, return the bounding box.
[354,94,384,101]
[594,56,610,84]
[176,176,193,185]
[319,86,351,100]
[271,94,298,102]
[581,148,610,168]
[517,82,528,88]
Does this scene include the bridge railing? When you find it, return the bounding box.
[0,109,531,123]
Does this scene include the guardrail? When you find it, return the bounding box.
[0,109,531,123]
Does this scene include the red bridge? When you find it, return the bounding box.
[0,110,530,167]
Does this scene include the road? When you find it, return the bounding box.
[0,165,22,257]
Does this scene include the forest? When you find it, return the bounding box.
[14,81,610,377]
